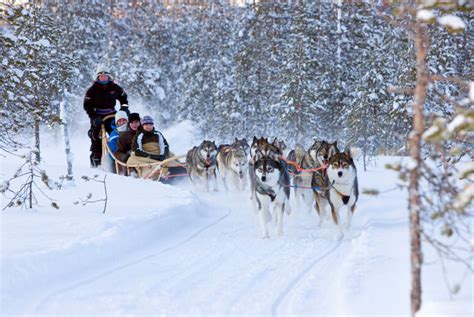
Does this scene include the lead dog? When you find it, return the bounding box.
[249,137,283,207]
[186,140,218,191]
[294,140,339,214]
[313,147,360,235]
[253,155,291,238]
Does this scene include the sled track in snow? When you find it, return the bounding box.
[33,208,233,313]
[270,239,342,316]
[269,216,407,315]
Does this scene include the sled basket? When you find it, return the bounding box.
[100,125,187,182]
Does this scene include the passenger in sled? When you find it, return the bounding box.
[127,115,170,179]
[109,112,141,175]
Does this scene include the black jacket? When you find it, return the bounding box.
[84,81,128,119]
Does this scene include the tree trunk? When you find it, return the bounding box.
[61,100,74,180]
[34,112,41,163]
[409,22,428,317]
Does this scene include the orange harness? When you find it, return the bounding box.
[280,156,328,174]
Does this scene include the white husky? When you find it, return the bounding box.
[217,146,248,191]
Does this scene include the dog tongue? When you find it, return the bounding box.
[206,158,212,164]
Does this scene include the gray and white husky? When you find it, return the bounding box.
[253,156,291,238]
[314,147,360,235]
[232,138,250,157]
[217,145,248,191]
[294,140,339,214]
[186,140,218,191]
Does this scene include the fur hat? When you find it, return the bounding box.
[141,115,154,125]
[128,112,141,123]
[95,65,113,81]
[115,110,128,123]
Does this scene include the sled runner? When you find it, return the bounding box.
[100,125,187,183]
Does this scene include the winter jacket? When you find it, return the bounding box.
[108,129,121,153]
[114,129,138,163]
[132,129,170,161]
[83,81,128,119]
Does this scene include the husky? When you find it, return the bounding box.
[249,137,283,206]
[314,147,360,235]
[294,140,339,214]
[186,140,218,191]
[232,138,250,157]
[286,143,305,176]
[216,145,248,191]
[272,138,288,157]
[253,156,291,238]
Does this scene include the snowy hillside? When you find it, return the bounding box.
[1,122,471,316]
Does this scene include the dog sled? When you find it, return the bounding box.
[100,124,187,183]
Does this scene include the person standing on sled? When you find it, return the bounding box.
[84,67,130,167]
[127,115,170,179]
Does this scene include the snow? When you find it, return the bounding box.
[453,183,474,210]
[417,10,435,22]
[1,128,472,316]
[34,39,51,47]
[155,86,166,100]
[447,114,468,133]
[438,15,466,31]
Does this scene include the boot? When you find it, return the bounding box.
[90,152,101,168]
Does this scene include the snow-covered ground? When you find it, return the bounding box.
[1,121,472,316]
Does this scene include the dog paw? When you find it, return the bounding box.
[261,234,270,239]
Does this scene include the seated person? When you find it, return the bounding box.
[127,115,170,178]
[108,110,129,153]
[114,112,141,164]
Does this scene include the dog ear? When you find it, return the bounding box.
[272,137,277,145]
[253,136,257,142]
[235,137,238,142]
[347,147,362,160]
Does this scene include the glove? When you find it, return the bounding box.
[91,117,102,128]
[150,154,165,161]
[119,104,130,116]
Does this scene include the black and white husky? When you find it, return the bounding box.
[314,147,360,234]
[216,145,248,191]
[253,156,291,238]
[249,137,283,208]
[186,140,218,191]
